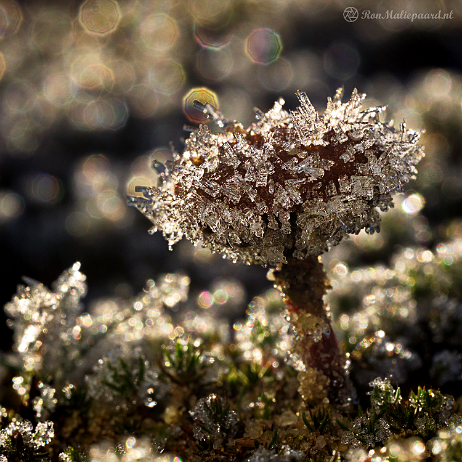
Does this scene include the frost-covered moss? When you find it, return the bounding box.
[2,239,462,461]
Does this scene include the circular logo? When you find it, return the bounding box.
[343,7,359,22]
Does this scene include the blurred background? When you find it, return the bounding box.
[1,0,462,350]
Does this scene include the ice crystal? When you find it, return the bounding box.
[190,393,238,449]
[32,382,57,420]
[328,238,462,387]
[2,255,462,460]
[86,348,167,407]
[344,448,371,462]
[245,446,305,461]
[2,263,194,396]
[346,437,428,462]
[342,379,460,451]
[408,387,454,422]
[341,413,392,448]
[97,272,190,343]
[233,289,291,366]
[368,377,401,415]
[4,263,87,376]
[130,89,424,266]
[352,331,422,385]
[429,424,462,461]
[159,338,219,387]
[87,438,176,462]
[0,419,54,461]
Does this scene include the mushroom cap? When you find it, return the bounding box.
[130,89,424,266]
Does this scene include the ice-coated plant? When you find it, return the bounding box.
[130,89,424,404]
[428,424,462,461]
[85,349,166,409]
[0,419,54,462]
[4,263,87,379]
[190,393,239,449]
[328,238,462,389]
[159,339,213,387]
[244,445,305,461]
[2,246,462,460]
[341,378,462,449]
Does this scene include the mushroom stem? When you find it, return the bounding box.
[273,256,354,406]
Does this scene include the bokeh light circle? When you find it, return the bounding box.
[72,98,128,130]
[402,193,425,215]
[30,174,63,204]
[44,72,76,106]
[79,0,121,35]
[140,14,178,52]
[110,60,136,95]
[324,43,360,80]
[425,69,452,98]
[193,23,230,49]
[257,57,294,91]
[149,60,185,95]
[7,121,39,154]
[0,191,24,221]
[85,64,113,92]
[245,28,282,65]
[0,53,6,81]
[183,87,218,123]
[196,48,233,82]
[128,84,158,118]
[0,0,22,37]
[188,0,232,27]
[66,211,91,237]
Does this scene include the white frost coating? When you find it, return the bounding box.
[129,89,424,266]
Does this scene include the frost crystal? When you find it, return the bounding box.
[245,446,305,461]
[341,413,392,448]
[130,89,424,266]
[86,348,167,407]
[429,424,462,461]
[87,437,176,462]
[3,263,191,392]
[190,393,238,449]
[32,382,57,420]
[368,377,401,415]
[4,263,87,375]
[234,289,292,365]
[328,239,462,388]
[0,419,54,460]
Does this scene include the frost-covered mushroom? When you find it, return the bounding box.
[130,89,424,405]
